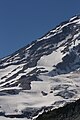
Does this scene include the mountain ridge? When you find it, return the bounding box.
[0,15,80,120]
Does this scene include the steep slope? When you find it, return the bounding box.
[36,98,80,120]
[0,15,80,120]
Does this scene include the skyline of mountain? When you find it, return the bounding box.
[0,0,80,58]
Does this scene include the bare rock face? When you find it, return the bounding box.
[36,98,80,120]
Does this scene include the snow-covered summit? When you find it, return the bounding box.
[0,15,80,120]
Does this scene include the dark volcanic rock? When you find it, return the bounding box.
[36,99,80,120]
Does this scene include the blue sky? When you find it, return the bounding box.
[0,0,80,58]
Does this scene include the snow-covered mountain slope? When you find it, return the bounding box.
[0,15,80,120]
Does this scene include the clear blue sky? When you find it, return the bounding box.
[0,0,80,58]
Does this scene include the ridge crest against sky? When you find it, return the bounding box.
[0,0,80,58]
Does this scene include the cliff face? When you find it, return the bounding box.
[36,99,80,120]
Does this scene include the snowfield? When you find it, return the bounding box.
[0,72,80,119]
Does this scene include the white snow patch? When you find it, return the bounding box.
[0,117,30,120]
[37,46,65,67]
[69,16,77,21]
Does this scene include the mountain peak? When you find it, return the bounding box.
[0,15,80,120]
